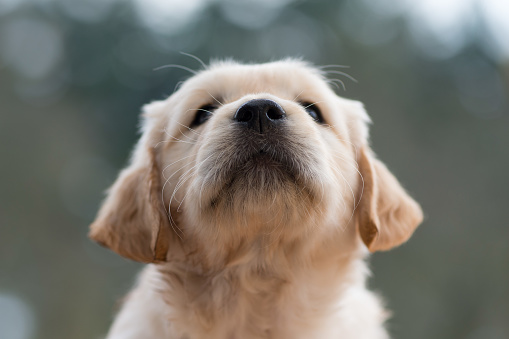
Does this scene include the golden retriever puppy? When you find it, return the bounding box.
[90,59,423,339]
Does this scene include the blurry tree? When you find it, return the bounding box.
[0,0,508,338]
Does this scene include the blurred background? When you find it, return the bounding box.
[1,0,508,338]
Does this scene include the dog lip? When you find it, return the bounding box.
[243,145,288,165]
[221,147,295,181]
[203,140,318,210]
[207,152,297,208]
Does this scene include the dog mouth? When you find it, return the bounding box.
[242,135,303,169]
[200,141,304,206]
[225,147,297,184]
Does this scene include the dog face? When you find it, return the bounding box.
[89,60,422,264]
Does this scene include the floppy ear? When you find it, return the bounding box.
[89,104,172,263]
[356,146,423,252]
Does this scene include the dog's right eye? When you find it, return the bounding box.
[192,105,216,126]
[300,102,324,124]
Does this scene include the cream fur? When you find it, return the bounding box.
[90,60,422,339]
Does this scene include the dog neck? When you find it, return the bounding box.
[154,223,369,338]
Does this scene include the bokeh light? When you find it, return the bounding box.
[0,293,36,339]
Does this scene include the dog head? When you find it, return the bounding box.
[89,60,423,263]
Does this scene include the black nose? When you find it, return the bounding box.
[233,99,286,133]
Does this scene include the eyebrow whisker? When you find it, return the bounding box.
[180,52,207,70]
[153,64,198,75]
[318,64,351,69]
[326,78,346,91]
[292,89,305,102]
[324,79,342,91]
[206,91,224,106]
[325,70,358,83]
[174,80,185,93]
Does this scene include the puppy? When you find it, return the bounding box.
[90,59,423,339]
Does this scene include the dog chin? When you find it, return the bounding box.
[194,155,324,222]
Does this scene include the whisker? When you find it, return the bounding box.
[163,127,196,145]
[324,70,358,83]
[318,64,351,69]
[177,126,199,143]
[331,152,364,211]
[162,156,211,237]
[168,136,196,145]
[175,171,195,211]
[206,91,224,106]
[329,164,357,230]
[194,108,215,114]
[184,107,215,116]
[153,64,197,75]
[303,101,326,109]
[325,79,342,91]
[171,155,214,213]
[174,80,185,93]
[161,154,195,180]
[321,124,360,160]
[162,159,197,194]
[154,140,171,148]
[176,121,201,136]
[161,158,198,238]
[199,150,226,210]
[327,78,346,91]
[292,89,305,102]
[179,52,207,70]
[173,164,199,203]
[329,161,363,233]
[330,155,359,170]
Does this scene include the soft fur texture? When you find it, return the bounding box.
[90,60,423,339]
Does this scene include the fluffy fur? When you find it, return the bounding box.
[90,60,423,339]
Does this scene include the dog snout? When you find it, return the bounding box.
[233,99,286,134]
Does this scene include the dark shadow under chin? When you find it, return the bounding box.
[205,160,322,225]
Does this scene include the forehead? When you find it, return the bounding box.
[179,60,332,102]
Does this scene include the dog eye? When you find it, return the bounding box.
[301,102,324,123]
[192,104,217,126]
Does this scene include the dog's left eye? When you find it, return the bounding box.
[301,102,324,123]
[192,104,217,126]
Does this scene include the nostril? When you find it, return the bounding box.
[266,107,284,120]
[237,110,253,123]
[234,99,286,133]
